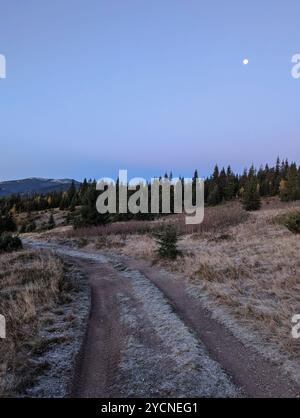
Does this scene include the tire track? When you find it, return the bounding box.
[23,239,300,397]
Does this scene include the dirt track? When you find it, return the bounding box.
[24,240,300,398]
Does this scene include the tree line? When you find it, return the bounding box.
[204,158,299,210]
[0,158,299,231]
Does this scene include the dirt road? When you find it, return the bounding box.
[24,239,300,398]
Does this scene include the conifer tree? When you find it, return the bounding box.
[207,184,221,205]
[74,185,110,228]
[0,213,17,234]
[224,166,236,200]
[280,163,300,201]
[242,178,261,211]
[48,213,55,230]
[154,226,181,260]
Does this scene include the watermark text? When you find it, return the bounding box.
[291,54,300,79]
[0,314,5,339]
[0,54,6,79]
[96,170,205,225]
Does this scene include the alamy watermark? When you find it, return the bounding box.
[291,54,300,79]
[292,315,300,339]
[96,170,204,225]
[0,314,5,339]
[0,54,6,79]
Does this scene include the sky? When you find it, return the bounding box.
[0,0,299,181]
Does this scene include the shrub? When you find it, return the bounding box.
[0,214,17,234]
[154,226,181,260]
[284,211,300,234]
[20,215,36,233]
[0,233,23,253]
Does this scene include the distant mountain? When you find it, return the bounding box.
[0,178,81,197]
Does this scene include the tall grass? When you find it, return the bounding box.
[67,202,249,238]
[0,250,64,396]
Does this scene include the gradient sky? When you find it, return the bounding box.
[0,0,299,181]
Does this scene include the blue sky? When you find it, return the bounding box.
[0,0,299,181]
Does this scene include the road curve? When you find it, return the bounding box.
[24,239,300,398]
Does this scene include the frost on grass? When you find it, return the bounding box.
[117,269,240,398]
[24,266,90,398]
[0,250,90,397]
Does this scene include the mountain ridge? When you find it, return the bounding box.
[0,177,81,197]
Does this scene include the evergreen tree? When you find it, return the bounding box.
[207,184,221,205]
[273,157,281,195]
[280,163,300,201]
[192,169,199,205]
[154,226,181,260]
[68,180,77,203]
[74,185,110,228]
[242,178,261,211]
[207,165,222,205]
[48,213,55,230]
[224,166,236,200]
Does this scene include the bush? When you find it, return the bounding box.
[154,226,181,260]
[0,214,17,234]
[0,233,23,253]
[284,211,300,234]
[20,215,36,233]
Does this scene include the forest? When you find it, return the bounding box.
[0,158,299,233]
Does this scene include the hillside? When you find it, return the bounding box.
[0,178,80,197]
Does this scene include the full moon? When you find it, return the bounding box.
[243,58,249,65]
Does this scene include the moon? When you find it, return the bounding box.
[243,58,249,65]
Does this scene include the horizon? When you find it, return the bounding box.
[1,155,298,184]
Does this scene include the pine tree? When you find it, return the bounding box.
[218,168,227,200]
[224,166,236,200]
[74,185,110,228]
[59,192,69,210]
[192,169,199,205]
[48,213,55,230]
[207,165,222,205]
[280,163,300,201]
[242,178,261,211]
[0,213,17,234]
[273,157,281,195]
[207,184,221,205]
[154,226,181,260]
[67,180,77,204]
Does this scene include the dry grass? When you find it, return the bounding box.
[13,198,300,385]
[65,202,249,254]
[16,208,69,232]
[183,207,300,376]
[98,199,300,379]
[67,218,171,238]
[22,199,300,377]
[0,250,64,396]
[90,202,248,261]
